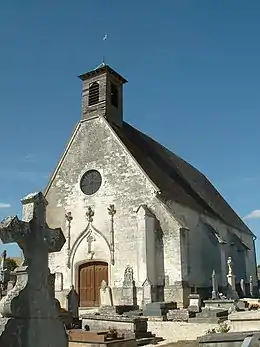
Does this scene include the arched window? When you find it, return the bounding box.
[88,82,99,106]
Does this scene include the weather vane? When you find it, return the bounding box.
[95,34,108,70]
[102,34,108,65]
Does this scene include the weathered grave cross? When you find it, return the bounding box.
[0,192,67,346]
[0,192,65,313]
[0,192,65,269]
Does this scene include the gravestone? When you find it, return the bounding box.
[55,272,63,291]
[142,278,152,307]
[143,301,177,319]
[0,192,67,347]
[100,280,113,307]
[121,265,136,306]
[188,293,201,313]
[67,284,79,318]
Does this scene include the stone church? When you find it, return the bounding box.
[45,64,257,310]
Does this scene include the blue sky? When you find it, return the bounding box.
[0,1,260,261]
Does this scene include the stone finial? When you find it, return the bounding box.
[86,207,94,223]
[65,211,73,223]
[107,204,116,217]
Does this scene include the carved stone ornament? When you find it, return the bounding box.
[0,192,67,346]
[86,206,94,223]
[107,204,116,265]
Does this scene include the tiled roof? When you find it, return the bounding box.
[111,121,252,235]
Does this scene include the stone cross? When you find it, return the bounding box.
[211,269,219,299]
[250,275,254,297]
[0,192,67,347]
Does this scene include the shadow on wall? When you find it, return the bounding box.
[201,224,222,286]
[155,221,165,301]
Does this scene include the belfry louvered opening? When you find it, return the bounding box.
[88,81,100,106]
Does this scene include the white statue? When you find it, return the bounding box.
[227,256,233,276]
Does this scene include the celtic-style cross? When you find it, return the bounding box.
[0,192,67,345]
[0,192,66,337]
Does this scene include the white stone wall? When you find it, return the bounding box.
[45,115,256,307]
[167,200,257,289]
[46,117,183,306]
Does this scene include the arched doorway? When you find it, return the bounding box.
[78,261,108,307]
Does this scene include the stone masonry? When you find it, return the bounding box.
[44,64,257,309]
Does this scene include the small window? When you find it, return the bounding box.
[89,82,99,106]
[111,82,118,108]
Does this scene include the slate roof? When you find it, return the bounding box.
[111,121,253,236]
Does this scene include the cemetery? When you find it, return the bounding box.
[0,192,259,347]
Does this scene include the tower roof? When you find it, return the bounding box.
[78,64,128,84]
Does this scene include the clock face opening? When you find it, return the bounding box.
[80,170,102,195]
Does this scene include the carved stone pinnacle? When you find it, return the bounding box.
[86,207,94,223]
[108,204,116,217]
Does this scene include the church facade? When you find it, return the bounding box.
[45,64,257,309]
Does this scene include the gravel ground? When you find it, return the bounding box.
[147,321,217,345]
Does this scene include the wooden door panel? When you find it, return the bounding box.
[79,264,95,307]
[78,262,108,307]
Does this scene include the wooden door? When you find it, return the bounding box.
[78,261,108,307]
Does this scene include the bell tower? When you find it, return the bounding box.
[78,64,127,127]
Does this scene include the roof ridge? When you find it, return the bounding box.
[117,121,252,235]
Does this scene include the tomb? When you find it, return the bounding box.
[68,329,137,347]
[81,314,155,342]
[229,310,260,332]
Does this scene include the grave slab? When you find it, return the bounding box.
[81,314,153,340]
[197,330,260,347]
[189,307,228,324]
[68,329,137,347]
[204,299,236,311]
[229,310,260,332]
[142,301,177,319]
